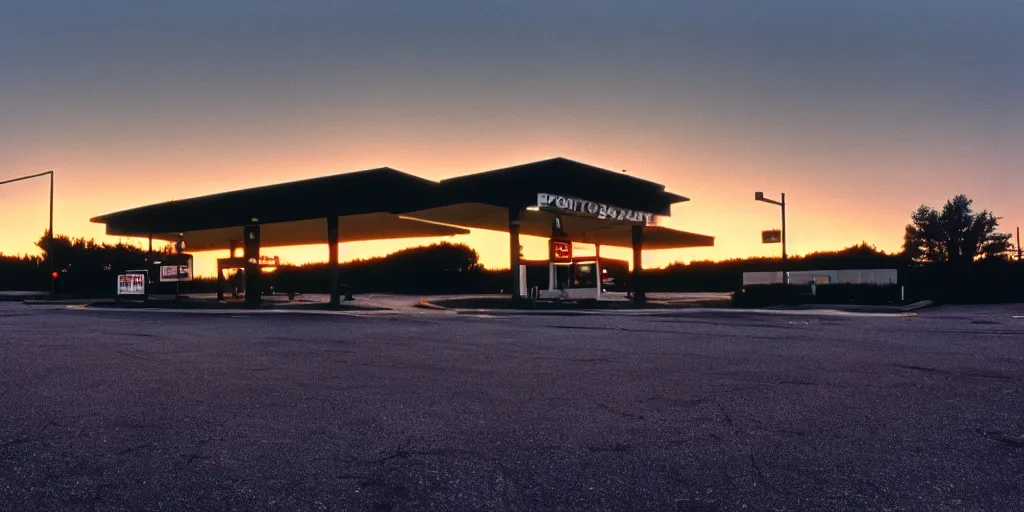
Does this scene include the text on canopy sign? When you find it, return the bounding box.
[536,193,655,225]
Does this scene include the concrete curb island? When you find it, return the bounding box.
[4,291,935,317]
[417,297,933,316]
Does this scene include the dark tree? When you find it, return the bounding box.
[903,195,1013,265]
[32,230,150,295]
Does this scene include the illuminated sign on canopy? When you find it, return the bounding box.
[550,240,573,262]
[537,193,655,225]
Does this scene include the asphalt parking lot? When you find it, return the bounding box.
[1,302,1022,511]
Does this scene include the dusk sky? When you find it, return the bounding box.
[2,1,1022,275]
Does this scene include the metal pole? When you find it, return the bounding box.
[49,171,54,299]
[780,192,788,285]
[0,170,55,298]
[1017,226,1021,262]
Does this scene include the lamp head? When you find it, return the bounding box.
[755,192,764,201]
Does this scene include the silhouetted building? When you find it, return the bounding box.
[91,157,714,304]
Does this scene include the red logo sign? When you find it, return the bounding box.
[550,240,572,261]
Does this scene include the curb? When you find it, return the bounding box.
[791,300,934,314]
[901,300,936,311]
[416,298,452,311]
[22,299,95,305]
[441,306,916,318]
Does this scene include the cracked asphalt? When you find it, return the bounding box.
[1,302,1023,511]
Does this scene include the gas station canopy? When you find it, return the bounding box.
[91,158,713,251]
[90,157,714,305]
[402,203,713,249]
[402,158,713,249]
[90,167,471,247]
[147,213,470,252]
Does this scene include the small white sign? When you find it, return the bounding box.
[117,273,147,295]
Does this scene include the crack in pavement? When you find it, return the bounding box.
[596,403,646,421]
[586,442,631,453]
[983,431,1024,448]
[891,364,948,374]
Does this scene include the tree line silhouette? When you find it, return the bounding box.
[1,195,1020,302]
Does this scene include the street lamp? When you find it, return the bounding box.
[1,170,55,298]
[755,191,787,285]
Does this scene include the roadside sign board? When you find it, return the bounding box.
[159,264,193,282]
[762,230,782,244]
[117,273,146,295]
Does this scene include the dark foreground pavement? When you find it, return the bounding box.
[1,303,1022,511]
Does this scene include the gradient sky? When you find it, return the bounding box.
[2,1,1022,276]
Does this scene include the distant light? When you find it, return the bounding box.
[51,271,58,280]
[526,206,540,211]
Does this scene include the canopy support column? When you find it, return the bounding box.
[327,216,340,307]
[244,224,261,306]
[631,225,645,304]
[217,265,225,301]
[509,206,522,300]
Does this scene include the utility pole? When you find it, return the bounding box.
[755,191,789,285]
[49,171,54,298]
[1017,226,1021,262]
[1,170,55,298]
[781,193,788,284]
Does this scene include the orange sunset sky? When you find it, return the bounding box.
[2,1,1021,277]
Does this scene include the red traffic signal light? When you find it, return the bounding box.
[51,271,59,280]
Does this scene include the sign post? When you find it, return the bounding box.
[755,192,788,285]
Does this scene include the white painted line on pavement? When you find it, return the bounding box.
[453,307,916,318]
[64,304,917,319]
[64,304,395,317]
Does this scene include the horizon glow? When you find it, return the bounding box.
[2,1,1021,276]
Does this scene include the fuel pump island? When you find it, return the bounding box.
[529,193,655,301]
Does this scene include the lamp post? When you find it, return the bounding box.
[755,191,787,285]
[1,171,55,298]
